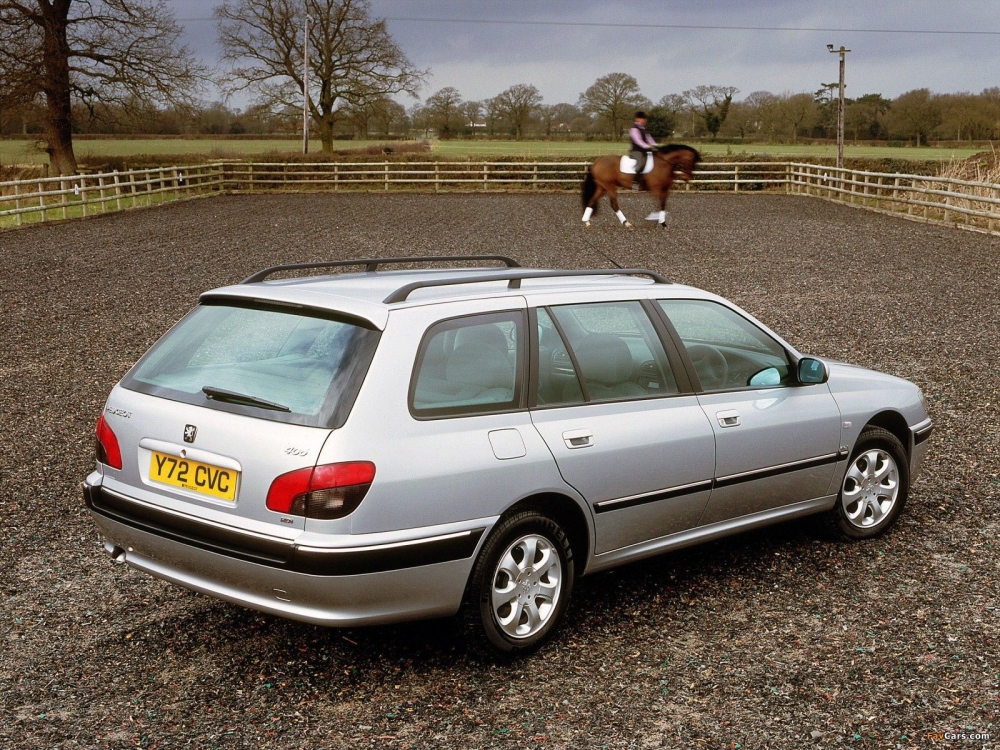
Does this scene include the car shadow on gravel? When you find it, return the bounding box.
[108,517,829,669]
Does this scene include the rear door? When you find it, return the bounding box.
[528,300,716,554]
[340,296,569,536]
[656,299,842,525]
[102,301,380,536]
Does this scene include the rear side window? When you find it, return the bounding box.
[121,301,380,428]
[547,301,679,402]
[411,311,524,417]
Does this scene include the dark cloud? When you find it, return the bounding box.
[174,0,1000,106]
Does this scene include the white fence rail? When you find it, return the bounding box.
[2,160,998,235]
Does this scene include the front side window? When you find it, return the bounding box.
[411,311,524,416]
[544,301,679,403]
[658,299,792,391]
[121,301,380,427]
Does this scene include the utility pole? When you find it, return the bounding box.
[302,13,310,155]
[827,44,851,169]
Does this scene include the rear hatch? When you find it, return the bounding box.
[97,299,381,537]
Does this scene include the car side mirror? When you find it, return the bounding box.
[748,367,781,387]
[797,357,828,384]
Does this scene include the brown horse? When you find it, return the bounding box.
[581,144,701,228]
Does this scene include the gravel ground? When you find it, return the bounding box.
[2,192,999,749]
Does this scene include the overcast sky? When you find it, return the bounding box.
[172,0,1000,107]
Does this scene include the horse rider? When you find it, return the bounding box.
[628,111,658,189]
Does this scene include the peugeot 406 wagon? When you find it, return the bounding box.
[84,256,932,653]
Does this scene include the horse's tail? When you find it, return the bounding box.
[581,169,598,214]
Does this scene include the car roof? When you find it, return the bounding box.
[202,266,713,330]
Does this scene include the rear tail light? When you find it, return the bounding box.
[95,414,123,470]
[266,462,376,520]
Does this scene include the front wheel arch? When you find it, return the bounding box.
[864,410,912,459]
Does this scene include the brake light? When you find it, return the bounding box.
[95,414,123,470]
[266,462,376,520]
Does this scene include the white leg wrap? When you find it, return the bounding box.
[658,210,667,224]
[615,209,628,224]
[582,207,594,222]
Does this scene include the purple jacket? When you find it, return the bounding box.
[629,123,656,150]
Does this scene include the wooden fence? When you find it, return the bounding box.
[0,164,223,227]
[2,161,998,236]
[789,163,1000,235]
[219,161,791,192]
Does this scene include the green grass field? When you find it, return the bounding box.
[433,140,982,161]
[0,137,983,165]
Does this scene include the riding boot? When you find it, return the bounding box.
[630,150,645,190]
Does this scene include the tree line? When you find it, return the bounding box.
[2,1,998,175]
[313,80,1000,148]
[9,76,997,150]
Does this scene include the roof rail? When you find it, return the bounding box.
[383,268,670,304]
[241,255,521,284]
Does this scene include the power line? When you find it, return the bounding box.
[377,17,1000,36]
[176,15,1000,36]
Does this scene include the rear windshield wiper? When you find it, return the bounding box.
[202,386,291,412]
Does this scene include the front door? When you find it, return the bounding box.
[696,388,842,524]
[656,299,842,525]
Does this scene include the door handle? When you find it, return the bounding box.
[716,410,741,428]
[562,429,594,449]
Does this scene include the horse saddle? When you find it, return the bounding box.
[620,153,655,175]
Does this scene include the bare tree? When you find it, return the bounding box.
[217,0,425,153]
[483,96,504,135]
[343,100,373,137]
[537,104,557,136]
[461,100,482,134]
[887,89,942,146]
[370,97,407,136]
[845,93,889,141]
[408,102,430,138]
[779,92,818,142]
[742,90,780,140]
[578,73,647,138]
[684,85,739,140]
[545,103,580,134]
[0,1,203,175]
[423,86,463,138]
[493,83,541,138]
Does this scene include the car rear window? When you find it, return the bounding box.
[121,300,380,428]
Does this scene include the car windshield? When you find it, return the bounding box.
[121,301,380,428]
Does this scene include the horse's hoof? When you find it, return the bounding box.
[583,221,591,228]
[659,222,667,229]
[624,222,634,230]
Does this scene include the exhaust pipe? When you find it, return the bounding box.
[103,541,127,563]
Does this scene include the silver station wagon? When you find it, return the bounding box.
[84,256,933,653]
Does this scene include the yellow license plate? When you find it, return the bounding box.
[149,451,238,501]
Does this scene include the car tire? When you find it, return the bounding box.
[461,510,575,655]
[823,426,909,540]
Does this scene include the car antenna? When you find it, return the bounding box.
[599,252,624,269]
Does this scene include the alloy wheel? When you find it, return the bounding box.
[841,448,900,528]
[490,534,562,639]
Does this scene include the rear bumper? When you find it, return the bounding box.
[84,479,488,627]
